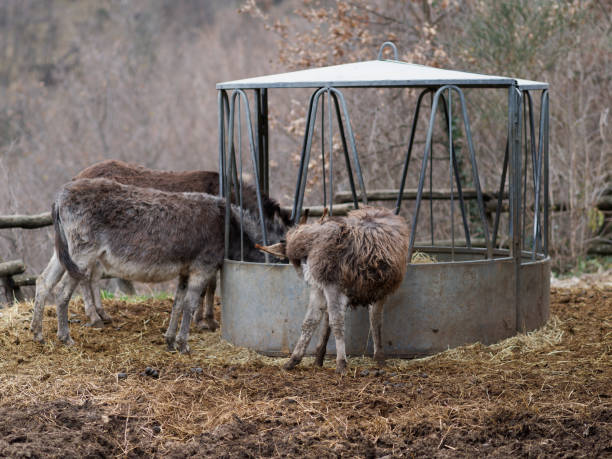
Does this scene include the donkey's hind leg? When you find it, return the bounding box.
[31,253,65,342]
[193,274,218,332]
[165,275,188,351]
[284,287,326,370]
[55,273,81,346]
[175,269,216,354]
[313,313,331,367]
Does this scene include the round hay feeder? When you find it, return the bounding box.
[216,43,550,358]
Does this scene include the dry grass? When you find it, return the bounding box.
[0,286,610,457]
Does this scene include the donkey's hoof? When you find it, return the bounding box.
[85,319,105,328]
[283,357,300,371]
[58,335,75,346]
[373,352,387,365]
[177,340,191,354]
[165,336,176,351]
[335,360,348,375]
[98,311,113,324]
[32,332,45,344]
[195,318,219,332]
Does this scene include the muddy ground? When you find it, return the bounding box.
[0,286,610,458]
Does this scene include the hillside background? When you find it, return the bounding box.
[0,0,609,287]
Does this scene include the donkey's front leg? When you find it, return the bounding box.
[175,269,215,354]
[284,287,326,370]
[323,285,349,374]
[165,275,188,351]
[55,273,81,346]
[369,299,385,365]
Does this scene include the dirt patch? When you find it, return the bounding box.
[0,286,610,457]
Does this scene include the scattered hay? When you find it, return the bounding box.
[0,286,610,457]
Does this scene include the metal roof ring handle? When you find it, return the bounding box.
[377,41,398,60]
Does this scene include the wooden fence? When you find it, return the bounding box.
[1,187,609,306]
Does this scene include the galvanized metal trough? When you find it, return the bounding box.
[216,42,550,358]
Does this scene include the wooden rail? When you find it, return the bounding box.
[0,187,610,306]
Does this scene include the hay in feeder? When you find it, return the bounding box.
[411,250,437,264]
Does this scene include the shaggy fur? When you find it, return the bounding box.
[48,159,288,329]
[75,160,291,226]
[31,178,284,353]
[263,206,410,373]
[286,207,410,306]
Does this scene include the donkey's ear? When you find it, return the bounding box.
[318,207,329,223]
[298,208,310,225]
[255,242,287,259]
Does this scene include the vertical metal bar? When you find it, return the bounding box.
[255,88,264,193]
[521,92,528,252]
[331,93,358,209]
[330,88,367,205]
[218,90,226,197]
[395,88,432,213]
[542,91,550,256]
[509,84,523,332]
[262,88,269,195]
[321,92,327,208]
[429,92,434,246]
[224,94,236,260]
[448,88,455,260]
[237,96,244,261]
[327,88,334,215]
[292,89,318,222]
[455,87,492,259]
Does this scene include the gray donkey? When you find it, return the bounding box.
[259,206,410,373]
[53,159,289,331]
[31,177,284,353]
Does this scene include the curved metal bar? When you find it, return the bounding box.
[331,92,359,209]
[453,86,492,258]
[526,90,544,258]
[439,94,472,248]
[492,140,509,248]
[295,87,328,222]
[533,90,548,257]
[223,91,239,198]
[408,88,443,258]
[377,41,399,60]
[328,87,368,206]
[226,89,269,261]
[521,92,529,251]
[395,88,433,214]
[292,89,319,222]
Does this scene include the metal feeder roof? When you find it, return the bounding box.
[217,59,548,90]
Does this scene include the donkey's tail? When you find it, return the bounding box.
[52,201,85,280]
